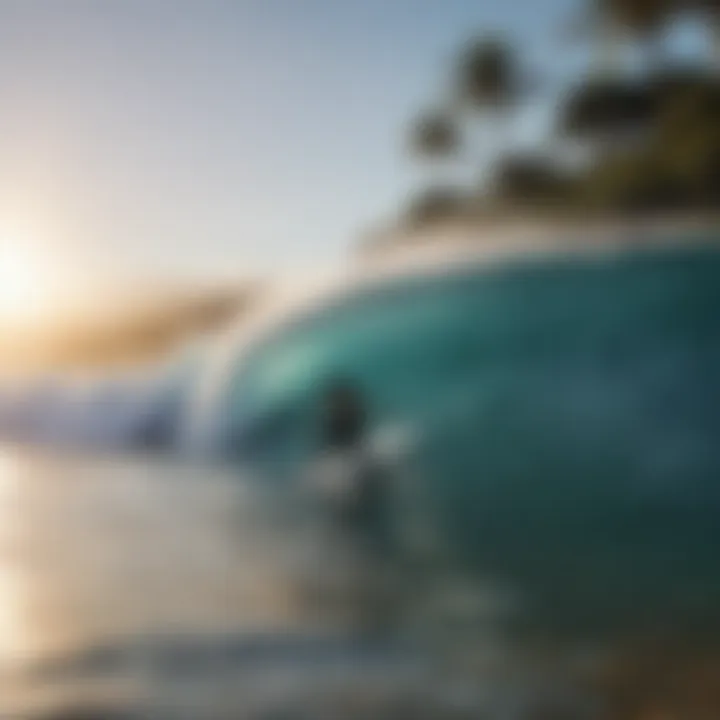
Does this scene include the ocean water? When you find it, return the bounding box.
[0,447,719,719]
[0,448,474,718]
[3,243,720,717]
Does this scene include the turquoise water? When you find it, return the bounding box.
[204,244,720,637]
[417,247,720,639]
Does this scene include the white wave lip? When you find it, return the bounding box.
[0,354,196,452]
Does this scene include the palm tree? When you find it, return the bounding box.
[575,0,672,76]
[560,78,658,144]
[454,36,519,111]
[595,0,720,68]
[452,35,525,191]
[679,0,720,65]
[405,186,466,228]
[600,0,671,34]
[407,112,464,223]
[409,112,460,159]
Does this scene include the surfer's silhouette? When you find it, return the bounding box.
[309,378,400,631]
[321,379,367,451]
[317,379,391,555]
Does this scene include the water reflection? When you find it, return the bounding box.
[0,449,407,713]
[0,446,719,718]
[2,454,315,663]
[0,452,29,669]
[0,447,538,718]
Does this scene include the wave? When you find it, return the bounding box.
[0,351,198,453]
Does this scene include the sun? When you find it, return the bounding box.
[0,244,53,326]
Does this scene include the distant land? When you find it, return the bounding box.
[0,282,259,376]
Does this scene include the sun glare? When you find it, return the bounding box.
[0,244,53,326]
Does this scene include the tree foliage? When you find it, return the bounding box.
[406,186,467,227]
[410,113,459,159]
[597,0,673,36]
[455,36,520,111]
[493,155,573,204]
[560,79,659,140]
[401,0,720,228]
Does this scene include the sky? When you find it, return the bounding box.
[0,0,585,301]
